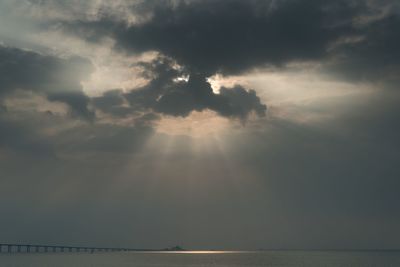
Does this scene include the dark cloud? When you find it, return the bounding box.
[0,45,95,120]
[92,57,266,120]
[217,86,267,119]
[327,13,400,82]
[57,0,400,121]
[63,0,362,74]
[153,76,267,119]
[60,0,400,86]
[126,57,266,119]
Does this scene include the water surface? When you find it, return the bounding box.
[1,251,400,267]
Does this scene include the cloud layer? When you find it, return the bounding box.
[0,0,400,250]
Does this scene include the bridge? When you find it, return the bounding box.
[0,243,141,253]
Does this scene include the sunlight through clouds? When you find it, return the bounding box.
[0,0,400,251]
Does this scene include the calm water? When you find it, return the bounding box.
[1,251,400,267]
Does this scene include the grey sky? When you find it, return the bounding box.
[0,0,399,250]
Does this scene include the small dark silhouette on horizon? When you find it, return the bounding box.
[164,245,186,251]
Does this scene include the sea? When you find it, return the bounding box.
[0,251,400,267]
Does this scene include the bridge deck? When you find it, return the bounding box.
[0,243,140,253]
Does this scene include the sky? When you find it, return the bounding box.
[0,0,399,250]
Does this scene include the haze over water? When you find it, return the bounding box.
[1,251,400,267]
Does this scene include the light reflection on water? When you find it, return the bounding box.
[0,251,400,267]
